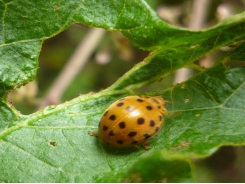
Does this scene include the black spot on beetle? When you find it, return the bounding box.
[109,130,115,136]
[155,127,159,132]
[103,126,108,131]
[103,110,109,116]
[137,118,145,124]
[137,99,143,102]
[119,122,126,129]
[117,102,124,107]
[144,134,151,139]
[146,106,152,110]
[128,132,137,137]
[150,120,155,127]
[117,140,124,144]
[109,115,116,120]
[159,115,162,121]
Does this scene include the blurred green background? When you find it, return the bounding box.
[8,0,245,182]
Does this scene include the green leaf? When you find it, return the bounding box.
[1,62,245,182]
[0,101,19,132]
[162,65,245,156]
[1,0,245,182]
[109,12,245,90]
[122,150,194,183]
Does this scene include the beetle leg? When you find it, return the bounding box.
[88,131,98,137]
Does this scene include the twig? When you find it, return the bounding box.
[173,0,210,84]
[38,28,106,109]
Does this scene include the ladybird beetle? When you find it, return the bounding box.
[89,96,167,149]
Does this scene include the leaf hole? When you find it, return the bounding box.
[49,141,58,147]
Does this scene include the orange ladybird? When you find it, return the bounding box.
[90,96,167,149]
